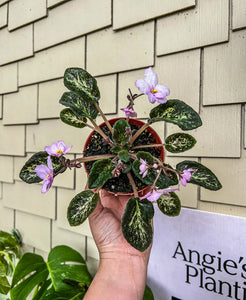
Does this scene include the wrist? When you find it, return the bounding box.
[98,251,148,299]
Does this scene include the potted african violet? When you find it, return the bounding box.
[19,67,222,251]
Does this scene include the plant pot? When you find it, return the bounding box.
[83,117,165,195]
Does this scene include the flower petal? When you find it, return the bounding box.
[155,84,170,97]
[144,67,158,88]
[47,156,53,172]
[135,79,150,94]
[147,92,156,104]
[41,178,52,194]
[35,164,50,180]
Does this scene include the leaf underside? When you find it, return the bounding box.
[149,99,202,131]
[176,160,222,191]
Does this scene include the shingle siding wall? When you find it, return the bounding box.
[0,0,245,271]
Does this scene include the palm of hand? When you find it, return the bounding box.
[89,190,151,259]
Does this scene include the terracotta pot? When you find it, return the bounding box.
[83,117,165,196]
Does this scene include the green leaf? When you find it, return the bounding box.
[110,146,122,154]
[19,152,65,184]
[149,99,202,131]
[40,288,85,300]
[122,161,132,174]
[118,150,130,163]
[0,231,19,251]
[112,119,131,145]
[176,160,222,191]
[136,151,154,165]
[10,253,49,300]
[11,246,92,300]
[122,197,153,252]
[47,245,91,291]
[0,276,10,295]
[165,133,196,153]
[59,91,98,120]
[64,68,100,102]
[132,157,178,189]
[60,108,87,128]
[143,285,154,300]
[88,159,114,189]
[157,192,181,217]
[67,191,99,226]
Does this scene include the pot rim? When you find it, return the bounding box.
[83,117,165,196]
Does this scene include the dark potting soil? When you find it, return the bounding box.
[83,123,161,194]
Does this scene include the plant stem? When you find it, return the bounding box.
[126,172,138,198]
[84,122,97,131]
[93,101,113,134]
[89,119,114,146]
[128,123,150,146]
[132,143,165,150]
[71,154,115,164]
[0,251,15,271]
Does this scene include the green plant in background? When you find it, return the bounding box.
[0,243,153,300]
[0,229,22,299]
[19,67,222,252]
[10,245,92,300]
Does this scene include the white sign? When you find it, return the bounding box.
[147,207,246,300]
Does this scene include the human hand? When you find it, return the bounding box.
[88,189,152,263]
[86,190,152,300]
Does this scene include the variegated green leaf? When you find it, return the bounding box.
[64,67,100,102]
[19,152,65,184]
[60,108,87,128]
[112,119,131,145]
[59,91,98,120]
[122,197,154,252]
[176,160,222,191]
[165,133,196,153]
[148,99,202,131]
[157,192,181,216]
[88,159,114,189]
[67,191,99,226]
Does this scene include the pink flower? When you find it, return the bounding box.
[45,140,72,157]
[139,159,148,178]
[35,156,54,194]
[140,186,180,202]
[121,108,137,118]
[135,67,170,104]
[180,168,195,187]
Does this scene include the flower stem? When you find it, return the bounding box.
[131,143,165,150]
[126,172,138,198]
[89,119,114,146]
[93,101,113,134]
[128,123,150,146]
